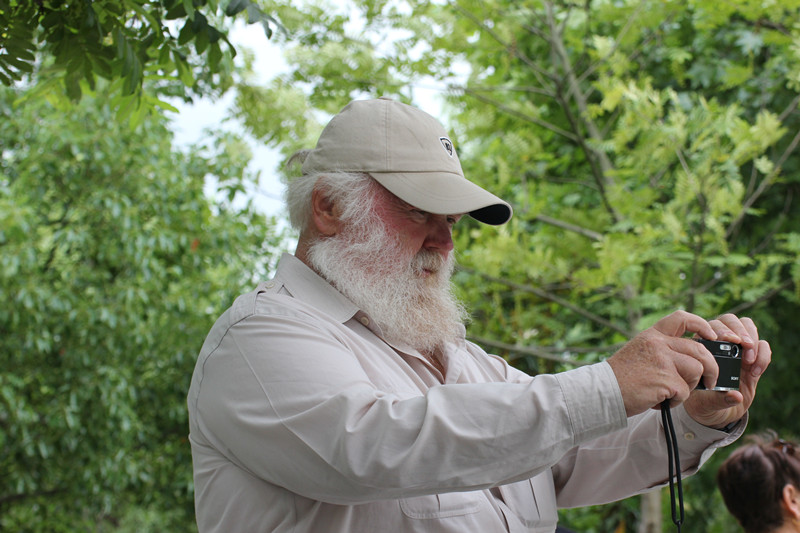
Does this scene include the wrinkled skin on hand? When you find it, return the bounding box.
[684,314,771,429]
[607,311,771,429]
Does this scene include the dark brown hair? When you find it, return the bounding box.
[717,431,800,533]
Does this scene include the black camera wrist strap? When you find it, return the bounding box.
[660,400,684,532]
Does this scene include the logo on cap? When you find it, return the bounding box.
[440,137,454,158]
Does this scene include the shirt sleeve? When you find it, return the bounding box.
[552,402,746,508]
[190,296,628,506]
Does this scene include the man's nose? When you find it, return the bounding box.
[424,216,454,255]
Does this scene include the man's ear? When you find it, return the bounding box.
[310,188,341,236]
[782,484,800,519]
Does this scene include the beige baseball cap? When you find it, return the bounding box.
[301,97,512,225]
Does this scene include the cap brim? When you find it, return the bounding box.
[370,171,513,225]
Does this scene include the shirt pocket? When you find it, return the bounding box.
[498,472,558,530]
[400,492,482,519]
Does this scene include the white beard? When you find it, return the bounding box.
[306,217,467,355]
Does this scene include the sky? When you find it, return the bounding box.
[168,22,288,219]
[167,16,448,221]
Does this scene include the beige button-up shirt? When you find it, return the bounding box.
[187,253,743,533]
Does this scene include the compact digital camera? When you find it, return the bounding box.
[694,339,742,391]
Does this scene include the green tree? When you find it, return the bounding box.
[0,0,279,121]
[236,1,800,531]
[0,80,285,531]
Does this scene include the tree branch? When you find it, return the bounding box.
[726,125,800,239]
[0,488,64,506]
[449,1,556,90]
[458,266,635,338]
[456,83,555,98]
[543,1,615,179]
[467,334,590,366]
[534,213,603,241]
[778,92,800,123]
[726,278,796,316]
[750,188,793,257]
[459,87,578,141]
[540,2,620,223]
[574,1,647,87]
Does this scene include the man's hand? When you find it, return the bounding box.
[607,311,771,425]
[683,313,771,429]
[608,311,721,417]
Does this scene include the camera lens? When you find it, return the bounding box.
[719,343,741,358]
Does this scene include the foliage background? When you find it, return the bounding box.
[3,0,800,531]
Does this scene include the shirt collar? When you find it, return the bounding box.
[273,253,360,324]
[272,253,469,353]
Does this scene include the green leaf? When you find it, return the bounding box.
[178,20,194,46]
[191,12,209,34]
[195,30,210,54]
[225,0,249,17]
[207,41,222,69]
[0,81,286,529]
[182,0,196,19]
[735,29,763,54]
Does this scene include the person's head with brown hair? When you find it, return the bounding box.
[717,432,800,533]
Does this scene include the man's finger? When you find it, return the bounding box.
[654,310,717,340]
[670,336,719,389]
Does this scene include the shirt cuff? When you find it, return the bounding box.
[673,405,748,472]
[555,361,628,445]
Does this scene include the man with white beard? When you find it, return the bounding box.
[301,178,467,368]
[187,97,772,533]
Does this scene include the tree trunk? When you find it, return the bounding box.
[638,490,662,533]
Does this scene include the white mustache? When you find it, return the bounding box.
[412,251,450,275]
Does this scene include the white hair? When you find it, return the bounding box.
[285,150,377,235]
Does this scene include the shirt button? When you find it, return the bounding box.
[360,316,370,326]
[265,282,275,289]
[683,432,695,441]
